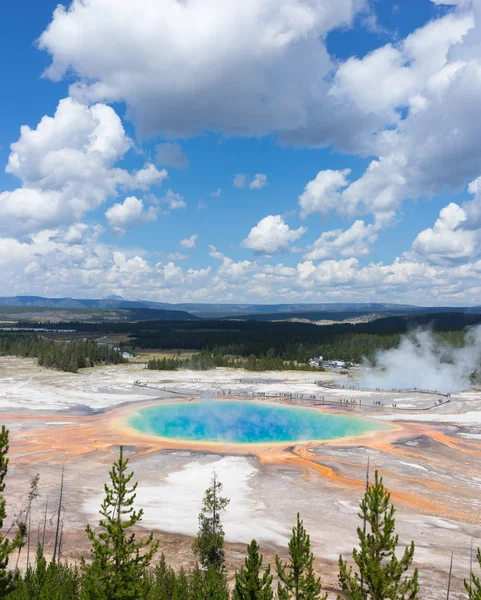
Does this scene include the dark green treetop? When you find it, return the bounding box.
[0,426,27,598]
[338,470,419,600]
[8,544,81,600]
[192,472,230,573]
[82,446,158,600]
[275,514,326,600]
[233,539,273,600]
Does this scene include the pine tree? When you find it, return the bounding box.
[174,568,189,600]
[9,545,48,600]
[233,539,273,600]
[8,545,81,600]
[0,427,26,597]
[147,553,177,600]
[338,470,419,600]
[189,564,206,600]
[275,514,325,600]
[192,472,230,572]
[82,446,158,600]
[465,548,481,600]
[26,474,40,570]
[186,564,229,600]
[203,567,229,600]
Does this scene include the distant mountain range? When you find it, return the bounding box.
[0,297,200,322]
[0,296,480,319]
[0,296,422,313]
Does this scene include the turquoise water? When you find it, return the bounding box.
[129,401,390,444]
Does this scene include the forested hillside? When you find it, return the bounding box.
[0,333,126,373]
[4,311,481,368]
[131,318,478,365]
[0,305,200,323]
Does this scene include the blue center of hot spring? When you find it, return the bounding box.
[129,401,390,444]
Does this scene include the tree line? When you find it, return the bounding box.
[133,329,401,365]
[8,314,479,367]
[2,324,478,377]
[1,427,478,599]
[147,352,324,372]
[0,333,126,373]
[132,327,469,366]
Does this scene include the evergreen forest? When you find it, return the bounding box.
[0,334,126,373]
[146,352,325,372]
[3,311,480,374]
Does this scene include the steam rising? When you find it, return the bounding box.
[361,326,481,394]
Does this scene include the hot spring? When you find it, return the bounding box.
[129,401,390,444]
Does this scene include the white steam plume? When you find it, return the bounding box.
[361,326,481,394]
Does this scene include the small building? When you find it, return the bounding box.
[323,359,347,369]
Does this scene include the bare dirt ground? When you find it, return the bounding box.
[1,357,480,599]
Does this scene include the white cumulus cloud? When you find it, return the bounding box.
[304,220,379,260]
[242,215,306,254]
[180,234,198,249]
[58,223,89,245]
[299,169,351,218]
[0,97,166,236]
[412,196,480,264]
[105,196,157,235]
[331,12,472,119]
[39,0,370,145]
[313,9,481,223]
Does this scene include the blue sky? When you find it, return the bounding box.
[0,0,480,305]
